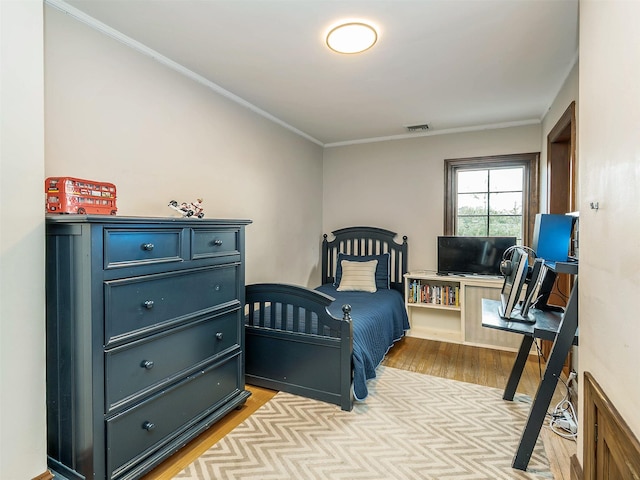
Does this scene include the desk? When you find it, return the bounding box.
[481,288,579,471]
[482,299,577,401]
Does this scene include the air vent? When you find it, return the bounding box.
[405,123,430,132]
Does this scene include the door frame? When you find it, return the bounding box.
[543,101,577,363]
[547,101,577,214]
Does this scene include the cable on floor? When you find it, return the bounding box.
[546,372,578,440]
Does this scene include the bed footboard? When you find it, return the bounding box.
[245,283,354,411]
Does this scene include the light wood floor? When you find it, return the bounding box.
[143,337,576,479]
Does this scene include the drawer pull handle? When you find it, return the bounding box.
[213,239,223,246]
[214,285,220,291]
[142,243,154,251]
[216,332,224,340]
[142,421,155,431]
[141,360,154,370]
[143,300,154,309]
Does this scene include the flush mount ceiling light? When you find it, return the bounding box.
[326,22,378,54]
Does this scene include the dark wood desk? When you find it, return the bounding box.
[482,299,577,401]
[482,292,579,471]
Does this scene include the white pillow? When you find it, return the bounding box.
[336,259,378,293]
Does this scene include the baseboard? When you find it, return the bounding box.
[570,454,582,480]
[32,470,54,480]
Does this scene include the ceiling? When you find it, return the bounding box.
[55,0,579,147]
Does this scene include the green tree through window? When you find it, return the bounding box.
[457,167,523,241]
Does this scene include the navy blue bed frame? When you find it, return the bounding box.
[245,226,408,411]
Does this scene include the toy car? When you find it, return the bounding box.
[168,199,204,218]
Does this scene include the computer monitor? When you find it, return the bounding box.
[520,259,548,319]
[532,213,577,263]
[531,213,578,311]
[506,258,548,323]
[499,246,529,319]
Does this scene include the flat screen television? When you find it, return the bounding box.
[437,236,517,276]
[498,246,529,320]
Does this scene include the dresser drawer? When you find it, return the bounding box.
[192,228,240,259]
[105,309,241,411]
[106,353,241,479]
[104,228,183,269]
[104,264,239,344]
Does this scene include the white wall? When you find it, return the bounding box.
[577,0,640,462]
[0,1,48,479]
[323,125,541,271]
[45,6,325,287]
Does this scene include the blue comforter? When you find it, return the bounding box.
[316,284,410,400]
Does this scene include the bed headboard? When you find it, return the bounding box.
[321,226,408,294]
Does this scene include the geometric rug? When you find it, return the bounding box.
[175,366,552,479]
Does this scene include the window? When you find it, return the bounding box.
[444,153,539,245]
[457,167,524,239]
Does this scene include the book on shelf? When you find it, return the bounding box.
[407,279,459,306]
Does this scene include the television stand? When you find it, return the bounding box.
[404,272,523,349]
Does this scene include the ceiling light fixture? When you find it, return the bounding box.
[326,22,378,54]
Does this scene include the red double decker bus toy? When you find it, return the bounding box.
[45,177,117,215]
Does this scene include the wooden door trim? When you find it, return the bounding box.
[583,371,640,479]
[547,100,577,213]
[543,101,577,364]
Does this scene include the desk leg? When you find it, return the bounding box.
[512,281,578,471]
[503,335,534,401]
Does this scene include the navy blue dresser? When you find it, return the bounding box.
[45,215,251,479]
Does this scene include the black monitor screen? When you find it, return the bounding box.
[437,236,517,276]
[499,246,529,319]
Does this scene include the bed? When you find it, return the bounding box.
[244,226,409,411]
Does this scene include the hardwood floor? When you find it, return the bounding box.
[143,337,576,479]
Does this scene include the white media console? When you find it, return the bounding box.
[404,271,526,351]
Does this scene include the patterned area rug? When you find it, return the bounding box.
[176,366,552,479]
